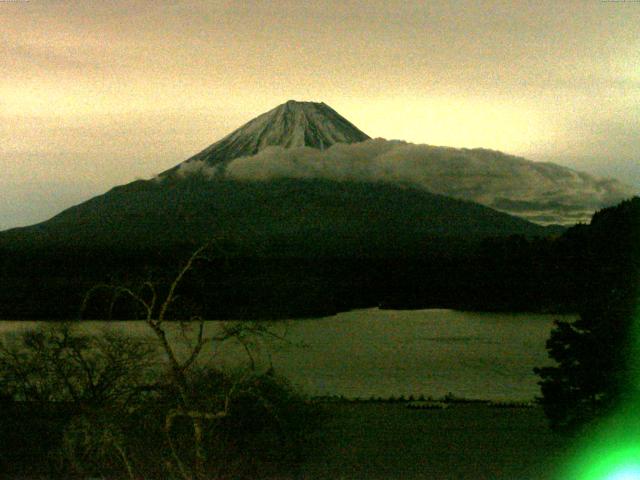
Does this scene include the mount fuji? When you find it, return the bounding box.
[1,100,633,251]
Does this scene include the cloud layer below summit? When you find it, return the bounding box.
[213,139,634,225]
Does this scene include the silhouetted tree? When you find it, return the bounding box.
[79,241,313,479]
[535,197,640,431]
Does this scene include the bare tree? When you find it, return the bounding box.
[81,242,291,480]
[0,242,314,479]
[0,322,158,479]
[0,322,156,405]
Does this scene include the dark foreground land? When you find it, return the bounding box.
[300,402,569,480]
[0,399,579,479]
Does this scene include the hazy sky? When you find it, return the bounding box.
[2,0,639,229]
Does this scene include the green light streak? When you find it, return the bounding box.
[559,407,640,479]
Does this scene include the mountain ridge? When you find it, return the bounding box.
[0,177,561,252]
[149,100,635,226]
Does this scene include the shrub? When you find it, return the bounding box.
[0,324,321,479]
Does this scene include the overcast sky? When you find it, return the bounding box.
[2,0,639,229]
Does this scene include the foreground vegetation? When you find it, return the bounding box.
[0,244,322,479]
[0,322,321,479]
[0,379,569,480]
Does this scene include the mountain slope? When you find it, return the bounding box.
[161,100,370,177]
[0,101,590,319]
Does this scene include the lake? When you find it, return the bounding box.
[0,308,571,401]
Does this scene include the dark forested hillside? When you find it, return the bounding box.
[1,178,557,252]
[1,182,635,320]
[0,177,562,320]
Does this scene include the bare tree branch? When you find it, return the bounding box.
[158,242,211,323]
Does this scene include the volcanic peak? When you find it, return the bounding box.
[168,100,370,173]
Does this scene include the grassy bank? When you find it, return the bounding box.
[300,401,569,480]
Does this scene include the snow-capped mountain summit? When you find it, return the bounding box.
[164,100,370,176]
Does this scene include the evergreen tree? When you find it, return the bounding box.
[535,197,640,431]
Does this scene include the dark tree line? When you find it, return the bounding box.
[0,227,597,320]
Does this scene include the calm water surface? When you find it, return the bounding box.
[0,309,571,401]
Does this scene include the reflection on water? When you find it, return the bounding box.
[0,309,573,401]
